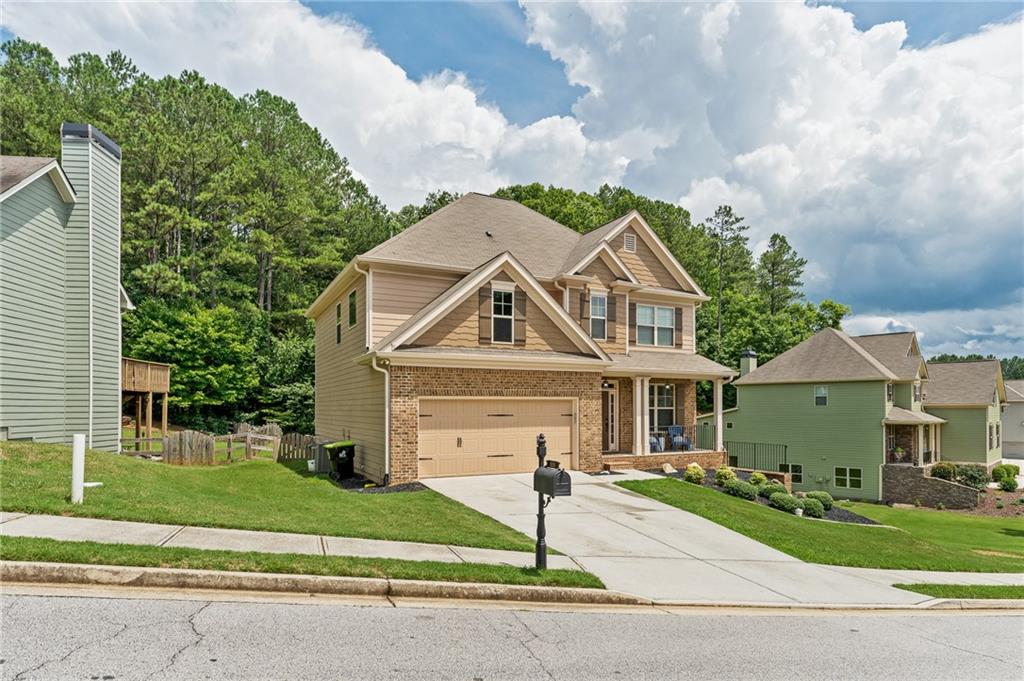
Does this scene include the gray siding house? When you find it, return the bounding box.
[0,123,126,451]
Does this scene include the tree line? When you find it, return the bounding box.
[2,39,851,428]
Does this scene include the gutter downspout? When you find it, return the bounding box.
[552,279,568,311]
[353,259,371,350]
[370,355,390,487]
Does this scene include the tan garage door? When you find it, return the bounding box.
[417,398,575,478]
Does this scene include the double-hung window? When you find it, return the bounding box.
[637,304,674,347]
[590,294,607,340]
[913,382,922,402]
[648,383,675,433]
[814,385,828,407]
[834,467,862,489]
[778,463,803,484]
[886,383,894,402]
[492,287,514,343]
[348,290,357,328]
[335,303,342,344]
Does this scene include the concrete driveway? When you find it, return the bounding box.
[424,470,928,605]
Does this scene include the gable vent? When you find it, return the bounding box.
[623,232,637,253]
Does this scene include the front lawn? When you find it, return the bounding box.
[618,478,1024,572]
[0,442,535,551]
[848,502,1024,560]
[894,584,1024,600]
[0,536,601,589]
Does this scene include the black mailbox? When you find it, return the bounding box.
[533,461,571,497]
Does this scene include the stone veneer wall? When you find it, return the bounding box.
[389,365,602,484]
[601,450,727,474]
[881,464,980,509]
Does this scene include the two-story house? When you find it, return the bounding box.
[307,193,733,484]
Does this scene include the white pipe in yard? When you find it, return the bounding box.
[71,433,85,504]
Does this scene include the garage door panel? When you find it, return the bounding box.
[417,398,574,478]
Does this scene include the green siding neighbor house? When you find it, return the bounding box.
[698,329,947,501]
[923,360,1006,467]
[0,123,127,451]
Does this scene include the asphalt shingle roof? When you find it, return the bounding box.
[923,360,1002,406]
[733,328,897,385]
[850,332,924,381]
[0,156,56,194]
[1006,379,1024,403]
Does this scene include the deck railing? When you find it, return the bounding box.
[724,440,788,472]
[122,358,171,393]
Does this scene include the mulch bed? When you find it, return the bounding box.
[333,474,427,494]
[968,486,1024,517]
[649,468,879,525]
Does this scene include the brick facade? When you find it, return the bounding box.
[388,365,602,484]
[881,464,980,509]
[601,450,726,473]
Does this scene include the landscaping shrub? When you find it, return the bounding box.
[748,471,768,486]
[683,463,705,485]
[714,467,736,486]
[723,478,758,500]
[759,482,787,499]
[1007,464,1021,477]
[801,498,825,518]
[992,465,1011,482]
[930,462,956,481]
[805,490,834,511]
[998,476,1018,493]
[769,492,804,514]
[955,464,990,490]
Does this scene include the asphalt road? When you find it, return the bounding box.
[1,588,1021,680]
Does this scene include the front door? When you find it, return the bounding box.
[601,382,617,452]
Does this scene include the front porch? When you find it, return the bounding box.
[597,375,727,470]
[885,423,942,466]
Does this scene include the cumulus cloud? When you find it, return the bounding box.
[4,1,1021,356]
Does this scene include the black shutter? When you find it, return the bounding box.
[607,295,617,343]
[479,287,491,343]
[628,302,637,345]
[580,291,590,332]
[513,289,527,346]
[674,307,683,349]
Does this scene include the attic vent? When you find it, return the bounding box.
[623,232,637,253]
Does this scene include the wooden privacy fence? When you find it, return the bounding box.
[163,430,215,465]
[277,432,325,461]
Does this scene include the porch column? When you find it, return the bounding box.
[640,377,652,455]
[633,377,643,455]
[713,378,724,451]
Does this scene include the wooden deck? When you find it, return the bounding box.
[122,358,171,393]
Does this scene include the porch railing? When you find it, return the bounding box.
[648,424,714,452]
[886,448,916,465]
[724,440,788,472]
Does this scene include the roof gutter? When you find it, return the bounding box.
[370,355,391,487]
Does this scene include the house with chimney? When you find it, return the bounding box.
[0,123,133,451]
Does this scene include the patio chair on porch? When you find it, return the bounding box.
[649,434,664,452]
[667,425,691,451]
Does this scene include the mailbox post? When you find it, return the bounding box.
[532,433,571,570]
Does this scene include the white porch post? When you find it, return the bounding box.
[642,377,651,455]
[633,377,643,455]
[713,379,724,451]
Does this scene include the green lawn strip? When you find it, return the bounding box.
[617,478,1024,573]
[0,536,602,589]
[847,502,1024,559]
[893,584,1024,600]
[0,442,535,552]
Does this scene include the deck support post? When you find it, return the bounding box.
[145,391,154,453]
[713,379,724,452]
[134,395,142,452]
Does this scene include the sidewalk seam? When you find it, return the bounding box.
[157,526,187,547]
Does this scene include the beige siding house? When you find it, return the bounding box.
[308,193,733,484]
[1003,380,1024,459]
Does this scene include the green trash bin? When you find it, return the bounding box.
[324,440,355,480]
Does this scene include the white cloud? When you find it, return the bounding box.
[4,1,1022,356]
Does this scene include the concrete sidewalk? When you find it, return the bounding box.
[0,512,580,571]
[423,470,1024,606]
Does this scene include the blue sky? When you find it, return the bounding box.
[311,1,1021,125]
[3,1,1021,357]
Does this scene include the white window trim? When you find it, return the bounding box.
[814,385,828,407]
[779,463,803,484]
[590,293,608,341]
[623,232,637,253]
[886,383,894,403]
[636,304,674,347]
[491,286,515,345]
[648,382,675,436]
[834,466,862,489]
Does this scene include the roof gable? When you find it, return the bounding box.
[598,212,706,296]
[567,242,638,284]
[0,156,75,204]
[374,252,609,360]
[734,327,897,386]
[851,332,926,381]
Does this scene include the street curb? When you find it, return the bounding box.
[0,561,648,606]
[922,598,1024,611]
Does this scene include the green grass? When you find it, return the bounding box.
[0,442,536,551]
[618,478,1024,573]
[847,503,1024,560]
[894,584,1024,600]
[0,536,602,589]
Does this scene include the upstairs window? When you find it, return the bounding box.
[348,290,357,328]
[886,383,894,402]
[913,382,922,402]
[637,304,674,347]
[335,303,342,344]
[814,385,828,407]
[590,294,607,340]
[623,232,637,253]
[492,288,514,343]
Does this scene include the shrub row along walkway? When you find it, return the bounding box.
[424,471,1024,606]
[0,512,580,571]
